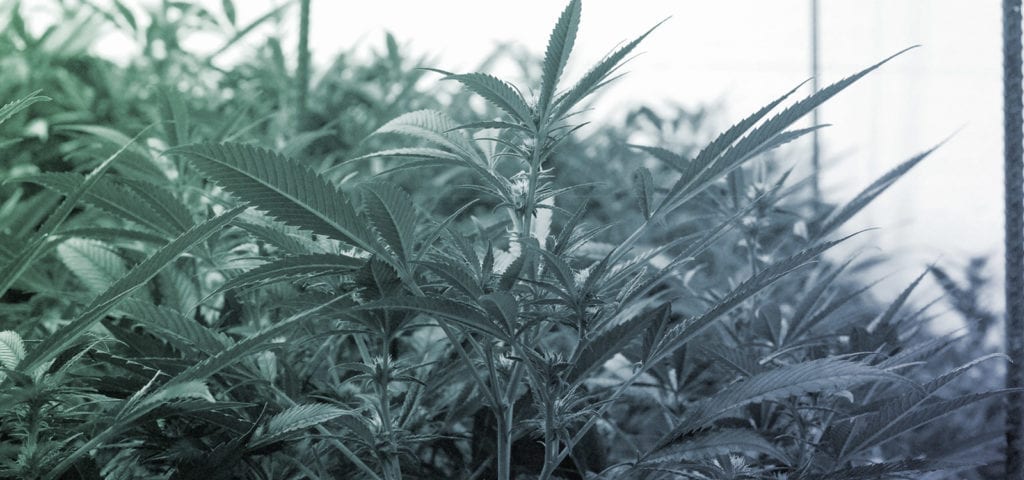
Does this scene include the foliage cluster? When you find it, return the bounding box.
[0,1,1005,479]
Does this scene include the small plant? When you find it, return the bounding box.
[0,1,1006,479]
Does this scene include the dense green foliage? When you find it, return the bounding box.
[0,1,1005,479]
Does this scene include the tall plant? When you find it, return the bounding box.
[0,1,1007,478]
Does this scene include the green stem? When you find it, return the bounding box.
[25,399,41,477]
[399,261,512,480]
[495,403,514,480]
[538,396,559,480]
[377,338,402,480]
[296,0,311,126]
[520,126,549,239]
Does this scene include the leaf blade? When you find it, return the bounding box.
[172,142,378,254]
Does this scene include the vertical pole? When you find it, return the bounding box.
[297,0,312,126]
[810,0,822,202]
[1005,0,1024,476]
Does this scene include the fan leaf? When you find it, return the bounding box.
[171,142,378,254]
[444,72,535,129]
[18,205,246,374]
[549,19,665,121]
[359,180,418,269]
[0,331,25,371]
[815,143,937,238]
[643,429,786,465]
[250,403,355,450]
[538,0,582,114]
[632,166,655,220]
[356,296,507,339]
[57,238,128,296]
[653,358,904,451]
[218,253,364,294]
[0,90,49,126]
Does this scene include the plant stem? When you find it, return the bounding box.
[402,274,510,477]
[296,0,311,126]
[539,396,559,480]
[495,403,514,480]
[521,126,549,240]
[378,338,402,480]
[1006,0,1024,475]
[25,399,41,477]
[809,0,822,202]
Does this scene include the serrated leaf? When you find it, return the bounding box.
[0,331,25,370]
[418,259,483,299]
[444,72,535,129]
[832,356,1010,462]
[498,247,530,290]
[661,48,915,217]
[250,403,354,450]
[0,91,49,127]
[873,268,928,329]
[344,146,464,167]
[218,253,362,294]
[57,238,128,296]
[234,214,325,255]
[797,280,879,337]
[172,142,378,254]
[787,259,851,340]
[550,19,665,121]
[539,248,577,295]
[717,48,914,174]
[815,143,937,238]
[374,109,477,154]
[569,303,667,383]
[0,127,145,299]
[356,296,507,339]
[652,235,850,362]
[628,144,688,173]
[133,380,215,412]
[355,256,402,300]
[156,264,200,314]
[632,166,654,219]
[809,459,964,480]
[57,227,169,246]
[643,429,785,464]
[478,292,518,331]
[876,333,959,371]
[640,303,672,365]
[59,377,218,477]
[538,0,581,114]
[18,205,246,374]
[699,344,768,378]
[166,294,355,387]
[119,177,195,232]
[657,79,800,216]
[446,120,533,134]
[653,358,903,450]
[360,181,418,268]
[551,199,590,255]
[116,299,233,356]
[14,173,175,235]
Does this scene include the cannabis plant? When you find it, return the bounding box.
[0,1,1006,479]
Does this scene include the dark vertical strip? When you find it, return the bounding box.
[297,0,312,126]
[810,0,821,202]
[1006,0,1024,477]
